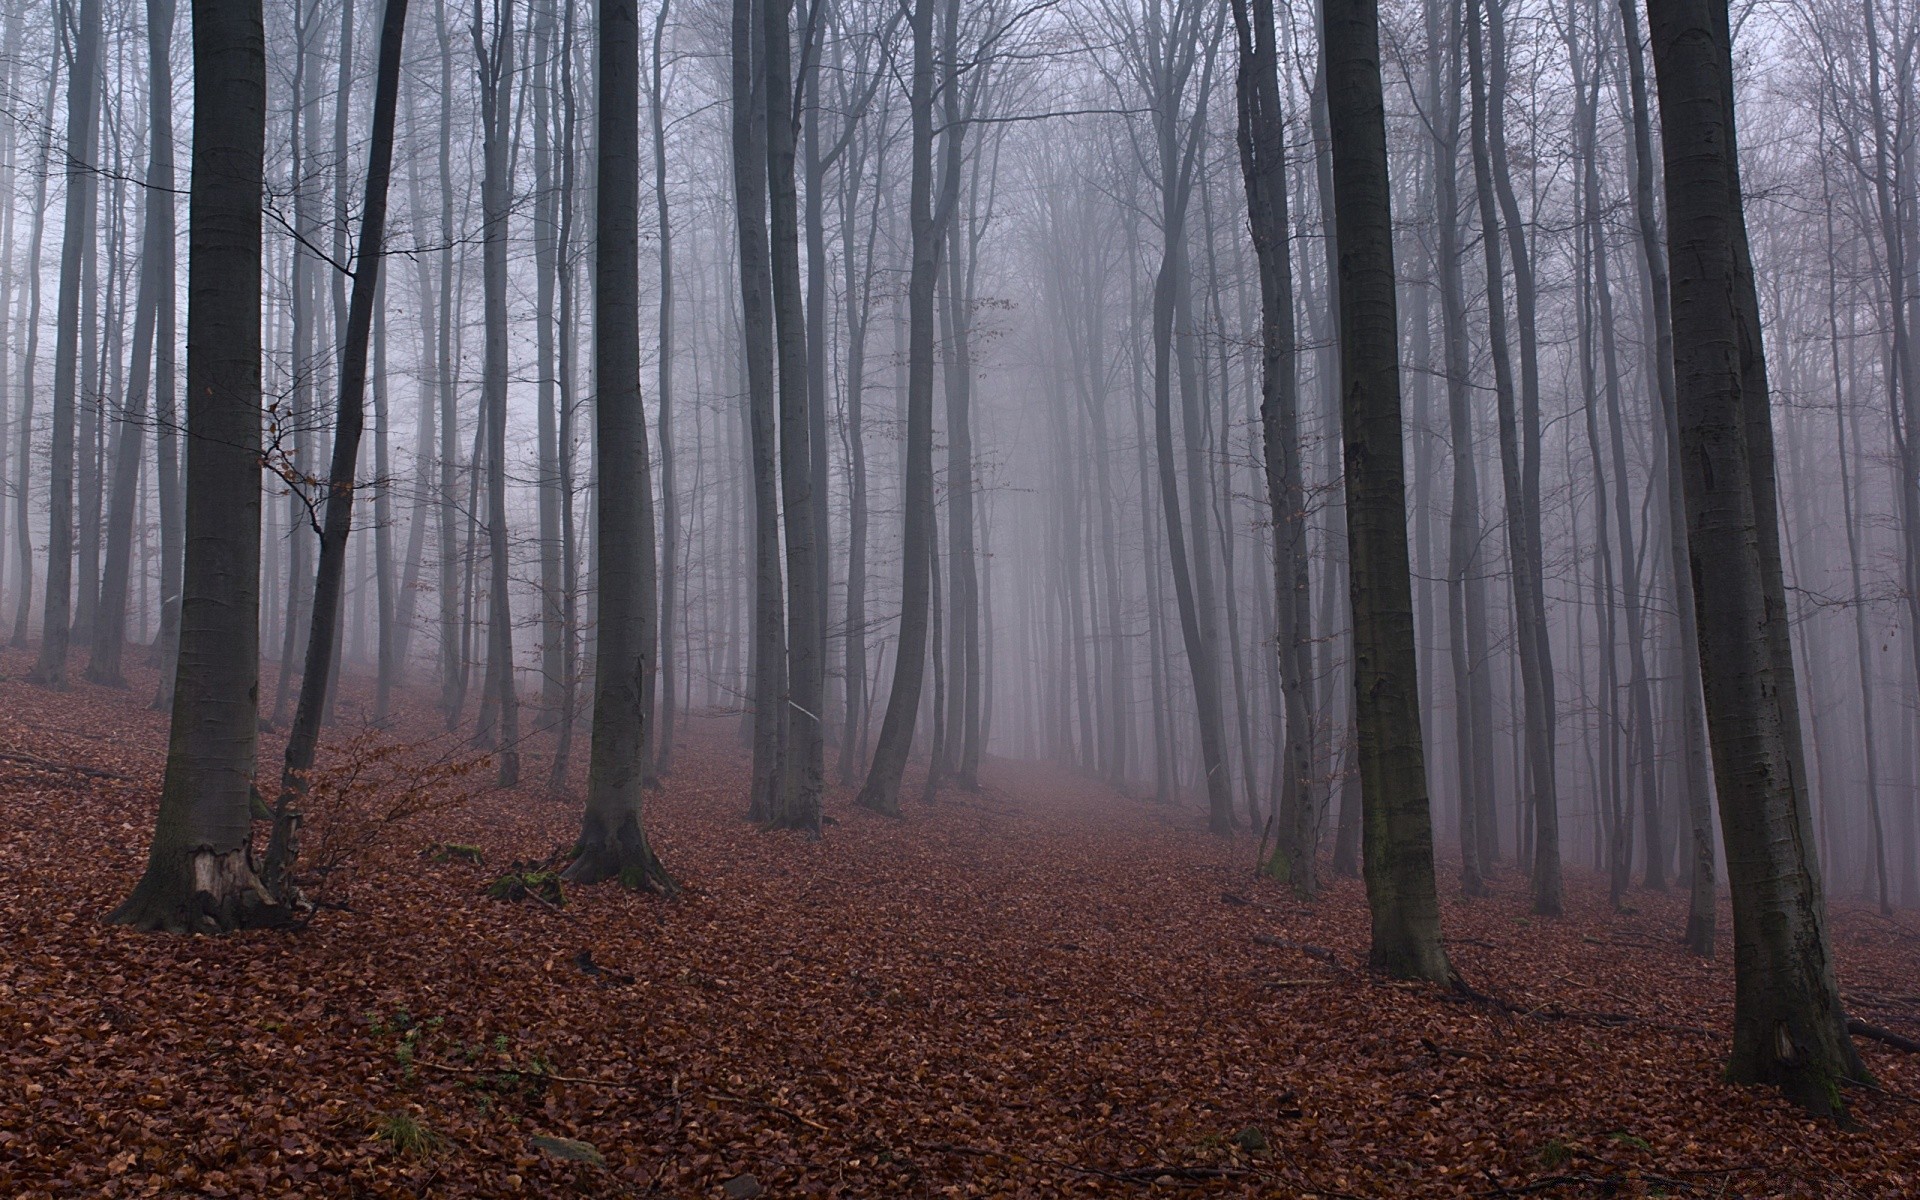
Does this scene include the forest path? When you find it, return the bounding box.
[1,649,1917,1196]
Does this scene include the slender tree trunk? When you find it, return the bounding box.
[149,0,182,706]
[90,0,177,687]
[1619,0,1713,951]
[10,49,58,651]
[565,0,673,889]
[733,0,786,820]
[531,0,565,721]
[1233,0,1315,889]
[855,0,938,817]
[765,0,823,830]
[1465,0,1558,915]
[1428,0,1492,897]
[266,0,409,895]
[474,0,520,785]
[31,0,102,688]
[651,0,679,774]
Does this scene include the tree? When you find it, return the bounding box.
[1647,0,1863,1113]
[30,0,102,690]
[1322,0,1451,981]
[854,0,938,817]
[472,0,521,786]
[109,0,282,932]
[87,0,176,689]
[1616,0,1714,952]
[265,0,412,900]
[1230,0,1315,890]
[765,0,825,830]
[566,0,674,891]
[732,0,788,822]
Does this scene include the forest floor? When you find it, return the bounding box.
[1,649,1918,1198]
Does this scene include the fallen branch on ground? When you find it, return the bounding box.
[1849,1018,1920,1054]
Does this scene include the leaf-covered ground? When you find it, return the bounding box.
[1,649,1917,1197]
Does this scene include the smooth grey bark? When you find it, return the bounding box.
[567,0,673,890]
[109,0,281,932]
[1649,0,1863,1114]
[1323,0,1451,982]
[31,0,102,689]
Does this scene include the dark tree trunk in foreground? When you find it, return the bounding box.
[566,0,673,891]
[1649,0,1863,1114]
[109,0,282,932]
[1322,0,1450,982]
[1232,0,1314,892]
[264,0,410,900]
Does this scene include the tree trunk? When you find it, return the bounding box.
[474,0,520,786]
[651,0,679,775]
[732,0,787,821]
[1465,0,1559,916]
[566,0,674,890]
[1618,0,1714,952]
[265,0,409,898]
[31,0,102,689]
[1649,0,1864,1113]
[765,0,823,830]
[1232,0,1315,891]
[9,48,56,651]
[110,0,282,933]
[1323,0,1451,981]
[90,0,176,687]
[854,0,938,817]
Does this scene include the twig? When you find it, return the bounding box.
[414,1058,647,1089]
[913,1141,1260,1187]
[705,1090,832,1132]
[0,750,134,781]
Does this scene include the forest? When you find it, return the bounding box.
[1,0,1919,1191]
